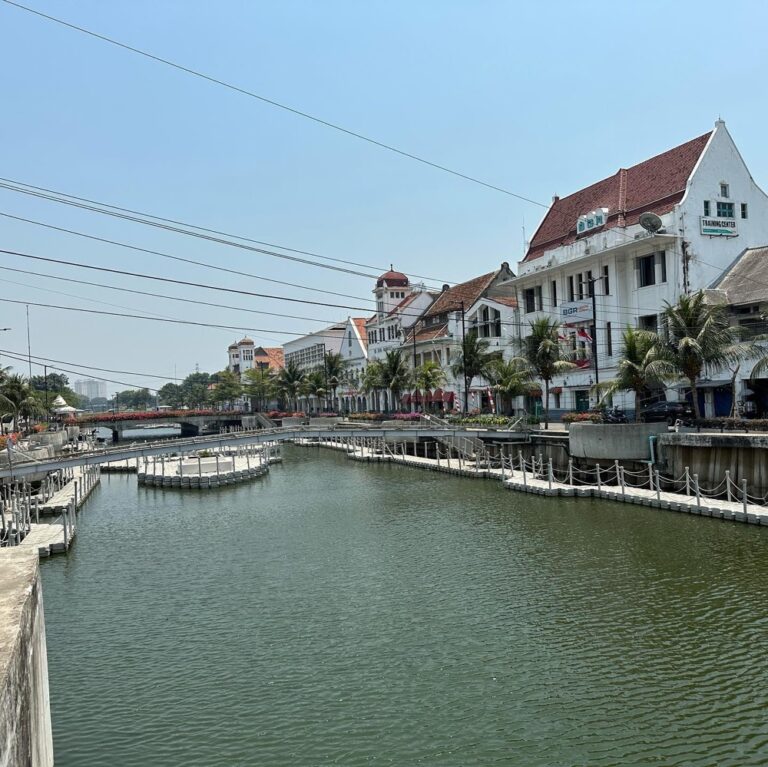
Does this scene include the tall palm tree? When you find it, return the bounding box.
[451,331,497,412]
[487,357,534,415]
[380,349,412,413]
[360,360,384,412]
[277,361,305,412]
[323,352,347,412]
[301,370,326,413]
[649,291,757,420]
[414,360,446,413]
[594,327,660,421]
[521,317,576,429]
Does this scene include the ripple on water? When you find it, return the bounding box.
[41,447,768,766]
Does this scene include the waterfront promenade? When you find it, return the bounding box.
[300,436,768,526]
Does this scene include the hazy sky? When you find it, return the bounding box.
[2,0,767,393]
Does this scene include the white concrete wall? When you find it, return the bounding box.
[0,549,54,767]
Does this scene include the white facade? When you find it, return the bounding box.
[366,270,435,361]
[514,121,768,418]
[283,324,345,371]
[337,317,370,412]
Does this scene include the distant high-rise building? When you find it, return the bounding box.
[74,379,107,401]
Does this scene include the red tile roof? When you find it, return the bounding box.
[524,131,712,262]
[376,269,409,288]
[254,347,284,370]
[352,317,368,350]
[423,271,497,319]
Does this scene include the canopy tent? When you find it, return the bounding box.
[52,405,78,415]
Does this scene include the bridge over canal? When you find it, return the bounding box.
[0,426,531,479]
[76,412,267,441]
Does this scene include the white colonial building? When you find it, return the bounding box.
[283,323,347,371]
[226,337,284,410]
[405,263,518,412]
[514,120,768,418]
[337,317,369,412]
[365,268,435,361]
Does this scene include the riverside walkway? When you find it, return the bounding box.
[300,436,768,527]
[0,426,528,479]
[2,464,101,557]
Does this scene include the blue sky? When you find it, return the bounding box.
[2,0,767,393]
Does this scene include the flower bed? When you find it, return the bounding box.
[693,418,768,432]
[267,411,306,419]
[446,414,513,426]
[78,409,248,423]
[561,412,603,424]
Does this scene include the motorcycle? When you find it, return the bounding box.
[602,405,628,424]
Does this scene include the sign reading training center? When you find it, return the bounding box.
[700,217,738,236]
[560,300,593,324]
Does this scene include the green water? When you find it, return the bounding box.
[41,446,768,766]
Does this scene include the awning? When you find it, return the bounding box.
[674,380,730,390]
[443,391,455,403]
[401,393,411,405]
[551,386,563,394]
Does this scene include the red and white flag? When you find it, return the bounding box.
[577,327,593,343]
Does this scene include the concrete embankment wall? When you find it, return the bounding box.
[0,549,53,767]
[660,432,768,495]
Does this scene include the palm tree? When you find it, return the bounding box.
[414,360,446,413]
[0,374,43,431]
[243,367,277,411]
[380,349,412,413]
[521,317,577,429]
[594,327,660,421]
[487,357,534,415]
[360,360,384,412]
[451,331,497,412]
[301,370,326,413]
[323,352,347,412]
[277,361,305,412]
[649,291,758,420]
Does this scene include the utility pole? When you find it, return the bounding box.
[25,304,32,379]
[460,301,469,413]
[412,322,418,412]
[588,277,599,392]
[44,365,49,413]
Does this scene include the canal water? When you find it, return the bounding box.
[41,446,768,766]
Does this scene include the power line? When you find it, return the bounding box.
[0,181,382,281]
[0,177,452,285]
[0,2,548,208]
[0,296,357,339]
[0,247,371,312]
[0,210,381,303]
[0,347,178,382]
[0,263,335,324]
[0,349,162,393]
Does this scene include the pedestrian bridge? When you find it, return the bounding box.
[77,413,253,441]
[0,426,530,479]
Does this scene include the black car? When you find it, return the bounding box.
[640,401,694,425]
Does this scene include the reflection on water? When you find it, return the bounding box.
[41,446,768,766]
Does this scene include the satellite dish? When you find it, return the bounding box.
[639,212,664,233]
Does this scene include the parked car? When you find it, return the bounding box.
[640,401,693,425]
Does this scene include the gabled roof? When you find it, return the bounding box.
[352,317,369,350]
[254,347,284,370]
[709,246,768,306]
[388,292,420,316]
[422,271,497,319]
[524,131,712,262]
